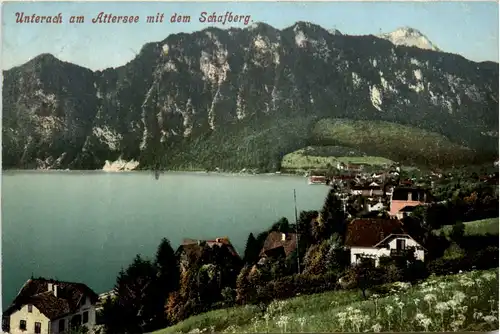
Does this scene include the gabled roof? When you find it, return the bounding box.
[3,278,98,320]
[344,218,406,248]
[259,231,297,258]
[178,237,240,259]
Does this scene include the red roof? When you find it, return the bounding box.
[259,231,298,258]
[345,218,406,247]
[180,237,240,258]
[3,278,98,320]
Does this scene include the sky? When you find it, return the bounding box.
[2,1,499,71]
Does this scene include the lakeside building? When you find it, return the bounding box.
[3,278,99,334]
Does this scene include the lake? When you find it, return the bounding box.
[1,171,330,310]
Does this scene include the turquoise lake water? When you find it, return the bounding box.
[1,171,330,310]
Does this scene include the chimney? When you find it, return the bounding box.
[281,233,286,241]
[48,283,53,292]
[53,285,58,297]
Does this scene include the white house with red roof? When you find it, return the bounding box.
[344,218,425,267]
[2,278,99,334]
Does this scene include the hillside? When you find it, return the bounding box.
[3,22,498,171]
[153,269,499,333]
[433,218,499,236]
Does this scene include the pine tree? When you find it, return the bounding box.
[242,233,260,265]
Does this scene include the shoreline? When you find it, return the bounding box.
[1,168,306,177]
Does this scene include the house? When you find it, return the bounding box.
[336,162,347,170]
[344,218,425,267]
[258,231,298,263]
[389,186,429,217]
[176,237,240,273]
[2,278,99,334]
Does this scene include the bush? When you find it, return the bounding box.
[252,272,339,304]
[427,246,499,276]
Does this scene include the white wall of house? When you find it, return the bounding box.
[368,202,385,212]
[349,236,425,267]
[386,237,425,261]
[9,305,50,334]
[50,296,97,334]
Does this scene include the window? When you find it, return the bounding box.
[83,311,89,324]
[396,239,406,251]
[59,319,65,333]
[34,322,41,334]
[27,304,33,313]
[19,320,26,331]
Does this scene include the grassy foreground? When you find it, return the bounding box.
[153,268,499,333]
[433,218,499,236]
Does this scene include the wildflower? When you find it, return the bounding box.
[488,298,496,314]
[415,313,432,332]
[276,315,289,333]
[481,272,497,281]
[337,312,347,332]
[385,305,394,331]
[452,291,466,304]
[263,313,270,332]
[435,302,449,314]
[297,317,306,332]
[483,315,498,325]
[473,310,484,320]
[371,323,382,332]
[438,282,449,292]
[447,299,460,317]
[435,302,449,330]
[458,278,475,287]
[450,319,464,332]
[424,294,437,312]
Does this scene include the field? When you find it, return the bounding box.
[309,118,475,167]
[281,146,394,171]
[433,218,499,237]
[153,268,499,333]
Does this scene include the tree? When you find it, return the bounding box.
[318,190,347,241]
[450,221,465,243]
[351,261,383,299]
[112,255,158,333]
[151,238,179,328]
[242,233,260,265]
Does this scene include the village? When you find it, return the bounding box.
[2,161,498,334]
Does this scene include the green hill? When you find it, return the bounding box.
[307,118,477,168]
[433,218,499,236]
[153,268,498,333]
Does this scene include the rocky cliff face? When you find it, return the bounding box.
[378,27,441,52]
[2,21,498,170]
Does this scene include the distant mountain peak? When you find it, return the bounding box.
[378,26,441,51]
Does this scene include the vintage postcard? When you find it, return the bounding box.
[1,1,499,333]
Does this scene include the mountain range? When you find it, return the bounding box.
[2,22,498,171]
